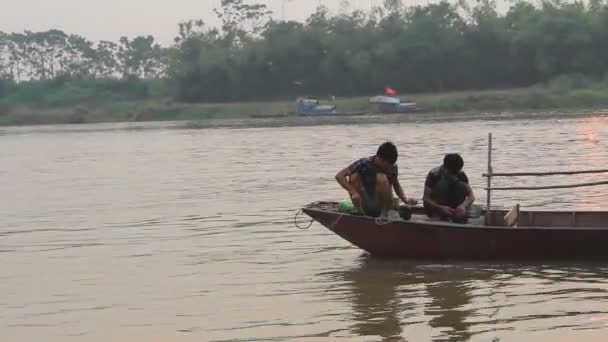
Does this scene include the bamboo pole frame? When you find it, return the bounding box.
[483,169,608,177]
[483,133,608,220]
[486,133,492,225]
[487,180,608,191]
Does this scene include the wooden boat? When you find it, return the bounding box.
[302,201,608,260]
[302,133,608,260]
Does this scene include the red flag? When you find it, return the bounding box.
[385,87,396,96]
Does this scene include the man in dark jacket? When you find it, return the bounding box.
[423,153,476,223]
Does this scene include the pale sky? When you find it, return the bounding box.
[0,0,413,46]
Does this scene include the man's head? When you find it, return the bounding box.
[374,141,398,171]
[442,153,464,181]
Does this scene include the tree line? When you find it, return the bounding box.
[0,31,167,81]
[2,0,608,104]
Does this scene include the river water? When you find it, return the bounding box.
[1,114,608,341]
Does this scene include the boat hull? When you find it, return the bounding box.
[303,206,608,260]
[296,106,336,116]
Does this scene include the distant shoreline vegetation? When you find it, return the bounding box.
[2,0,608,125]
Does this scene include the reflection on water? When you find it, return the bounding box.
[340,257,410,341]
[2,115,608,341]
[335,257,482,342]
[425,268,476,342]
[334,256,608,342]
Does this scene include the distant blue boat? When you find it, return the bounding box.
[369,95,417,113]
[295,98,337,116]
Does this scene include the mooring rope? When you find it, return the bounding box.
[294,201,413,230]
[293,208,314,230]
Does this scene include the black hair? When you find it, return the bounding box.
[376,141,398,164]
[443,153,464,173]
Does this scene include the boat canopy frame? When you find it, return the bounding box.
[483,133,608,225]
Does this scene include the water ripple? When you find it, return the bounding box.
[2,115,608,341]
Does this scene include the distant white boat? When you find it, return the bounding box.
[295,97,337,116]
[369,95,417,113]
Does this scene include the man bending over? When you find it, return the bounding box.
[336,142,417,217]
[423,153,475,223]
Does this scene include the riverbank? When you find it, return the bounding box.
[2,84,608,126]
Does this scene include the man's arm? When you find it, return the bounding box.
[393,179,416,205]
[335,167,358,196]
[422,172,442,210]
[456,172,475,208]
[423,185,441,210]
[393,179,406,202]
[458,184,476,208]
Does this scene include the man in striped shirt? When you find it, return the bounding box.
[335,142,417,217]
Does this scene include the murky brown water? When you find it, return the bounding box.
[2,115,608,341]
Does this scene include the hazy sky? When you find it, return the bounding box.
[0,0,399,45]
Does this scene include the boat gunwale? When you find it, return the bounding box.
[302,206,608,232]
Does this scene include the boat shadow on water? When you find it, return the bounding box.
[324,254,608,342]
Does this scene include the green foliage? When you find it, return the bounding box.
[0,77,15,97]
[164,0,608,102]
[4,0,608,110]
[547,73,594,93]
[0,30,169,81]
[0,76,153,106]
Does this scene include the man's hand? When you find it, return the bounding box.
[439,205,455,217]
[454,204,467,218]
[406,198,418,206]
